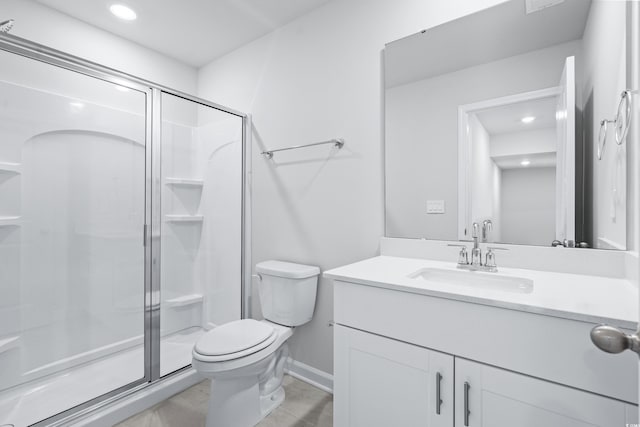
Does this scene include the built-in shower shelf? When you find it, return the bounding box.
[164,214,204,223]
[0,216,21,227]
[165,293,204,308]
[0,162,21,174]
[0,335,20,354]
[165,177,204,187]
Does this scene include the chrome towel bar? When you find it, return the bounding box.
[261,138,344,159]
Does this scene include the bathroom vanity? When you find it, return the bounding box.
[326,255,639,427]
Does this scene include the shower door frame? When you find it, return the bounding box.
[0,33,251,426]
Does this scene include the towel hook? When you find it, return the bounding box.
[597,119,615,160]
[598,89,637,160]
[615,89,637,145]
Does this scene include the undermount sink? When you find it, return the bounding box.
[408,267,534,293]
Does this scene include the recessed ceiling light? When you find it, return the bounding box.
[521,116,536,124]
[110,4,137,21]
[521,160,531,166]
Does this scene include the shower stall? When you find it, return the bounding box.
[0,35,249,426]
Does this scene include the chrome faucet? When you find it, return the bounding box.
[482,220,492,242]
[449,222,507,273]
[471,222,482,266]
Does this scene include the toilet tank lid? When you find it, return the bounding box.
[256,260,320,279]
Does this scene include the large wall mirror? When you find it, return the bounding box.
[384,0,632,250]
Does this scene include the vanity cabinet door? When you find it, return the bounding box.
[454,358,634,427]
[334,324,453,427]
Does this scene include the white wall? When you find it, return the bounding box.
[1,0,197,93]
[197,0,507,375]
[582,0,628,250]
[385,40,580,240]
[500,167,556,246]
[469,114,498,229]
[492,165,502,242]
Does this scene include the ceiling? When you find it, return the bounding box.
[385,0,591,88]
[492,151,556,169]
[475,96,558,170]
[34,0,332,67]
[475,95,557,134]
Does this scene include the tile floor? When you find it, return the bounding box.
[116,375,333,427]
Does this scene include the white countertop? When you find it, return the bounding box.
[324,256,639,329]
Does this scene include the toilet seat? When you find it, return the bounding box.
[194,319,277,362]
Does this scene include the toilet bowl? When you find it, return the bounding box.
[192,319,293,427]
[192,260,319,427]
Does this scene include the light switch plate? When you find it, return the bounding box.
[427,200,445,214]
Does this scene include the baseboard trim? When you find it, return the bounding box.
[285,358,333,394]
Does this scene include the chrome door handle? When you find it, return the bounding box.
[464,381,470,426]
[590,325,640,356]
[435,372,443,415]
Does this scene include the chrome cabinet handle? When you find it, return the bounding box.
[591,325,640,356]
[435,372,443,415]
[464,381,471,426]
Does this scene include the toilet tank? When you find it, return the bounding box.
[256,260,320,327]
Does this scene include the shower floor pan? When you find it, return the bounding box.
[0,327,204,427]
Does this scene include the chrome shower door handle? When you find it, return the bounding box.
[590,325,640,356]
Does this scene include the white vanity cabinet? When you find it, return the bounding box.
[327,256,639,427]
[334,323,637,427]
[334,325,454,427]
[454,358,636,427]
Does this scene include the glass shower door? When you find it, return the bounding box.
[0,50,148,426]
[159,92,244,376]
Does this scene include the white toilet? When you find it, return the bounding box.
[192,260,320,427]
